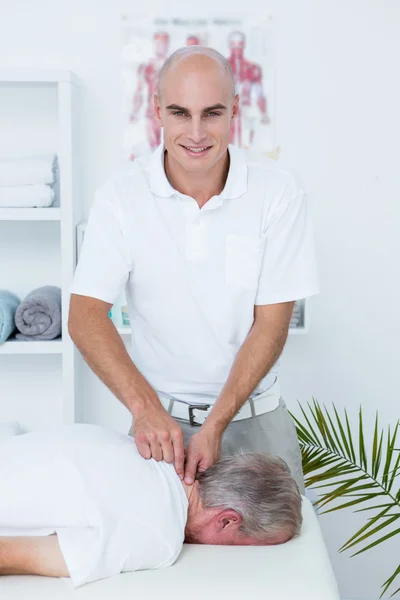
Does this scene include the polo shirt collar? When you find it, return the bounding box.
[222,144,248,200]
[149,143,248,200]
[148,144,175,197]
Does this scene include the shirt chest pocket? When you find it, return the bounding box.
[225,234,265,291]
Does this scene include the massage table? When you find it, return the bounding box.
[0,496,340,599]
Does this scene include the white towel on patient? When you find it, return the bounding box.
[0,153,57,187]
[0,184,54,207]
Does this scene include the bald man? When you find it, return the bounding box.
[69,46,319,493]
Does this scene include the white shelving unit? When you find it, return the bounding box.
[0,339,63,355]
[76,222,310,336]
[0,69,82,428]
[0,207,61,221]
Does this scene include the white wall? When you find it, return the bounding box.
[1,1,399,598]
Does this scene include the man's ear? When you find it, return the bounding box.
[154,95,162,124]
[218,509,242,531]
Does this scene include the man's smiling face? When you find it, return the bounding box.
[154,52,238,174]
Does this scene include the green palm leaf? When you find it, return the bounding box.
[345,516,400,554]
[319,493,386,514]
[339,505,392,551]
[324,406,346,457]
[355,503,393,513]
[344,408,357,463]
[290,401,400,598]
[372,413,384,478]
[359,407,367,471]
[381,565,400,598]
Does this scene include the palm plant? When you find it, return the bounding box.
[290,400,400,598]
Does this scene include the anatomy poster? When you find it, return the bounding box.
[121,15,277,161]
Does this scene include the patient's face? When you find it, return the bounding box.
[191,527,289,546]
[196,529,270,546]
[186,509,291,546]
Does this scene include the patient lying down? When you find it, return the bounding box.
[0,424,302,587]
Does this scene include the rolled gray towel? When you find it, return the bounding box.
[14,285,61,340]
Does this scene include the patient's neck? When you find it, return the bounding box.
[182,480,198,503]
[182,481,203,541]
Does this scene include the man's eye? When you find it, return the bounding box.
[206,112,221,117]
[172,111,186,117]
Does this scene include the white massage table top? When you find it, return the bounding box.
[0,496,339,599]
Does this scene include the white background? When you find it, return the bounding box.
[0,1,399,598]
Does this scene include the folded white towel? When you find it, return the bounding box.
[0,184,54,207]
[0,153,57,187]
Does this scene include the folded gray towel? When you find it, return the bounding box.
[14,285,61,340]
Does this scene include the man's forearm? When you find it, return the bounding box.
[69,300,161,415]
[203,309,290,435]
[0,535,68,577]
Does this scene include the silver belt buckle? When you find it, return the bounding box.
[188,404,210,427]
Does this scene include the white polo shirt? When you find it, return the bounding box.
[71,144,319,408]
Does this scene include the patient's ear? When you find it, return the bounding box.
[217,509,242,531]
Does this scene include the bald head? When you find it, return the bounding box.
[153,45,239,175]
[157,46,235,101]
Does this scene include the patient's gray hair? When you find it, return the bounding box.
[196,452,302,540]
[157,46,235,100]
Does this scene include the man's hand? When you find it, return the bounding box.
[184,430,222,485]
[133,405,185,480]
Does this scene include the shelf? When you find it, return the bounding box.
[0,69,80,86]
[0,208,60,221]
[0,339,62,354]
